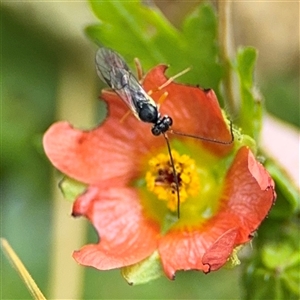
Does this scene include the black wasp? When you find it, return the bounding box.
[95,47,234,218]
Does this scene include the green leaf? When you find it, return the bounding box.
[86,0,180,70]
[237,47,257,87]
[121,251,164,285]
[235,47,263,141]
[283,267,300,295]
[181,4,222,89]
[265,158,300,217]
[243,224,300,300]
[262,242,300,298]
[87,1,222,91]
[59,177,87,202]
[261,243,294,270]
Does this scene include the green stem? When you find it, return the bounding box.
[48,52,96,299]
[218,0,236,115]
[1,238,47,300]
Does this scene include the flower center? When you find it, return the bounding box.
[145,150,200,212]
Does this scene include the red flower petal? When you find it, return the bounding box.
[158,223,239,279]
[158,146,275,279]
[43,100,164,185]
[43,61,275,281]
[158,230,210,279]
[43,65,233,184]
[219,146,276,243]
[201,228,238,272]
[142,65,233,156]
[72,187,159,269]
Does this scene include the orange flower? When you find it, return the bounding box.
[43,65,276,281]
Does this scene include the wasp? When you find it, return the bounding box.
[95,47,234,218]
[96,47,173,136]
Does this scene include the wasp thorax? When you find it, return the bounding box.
[138,103,158,123]
[151,116,173,136]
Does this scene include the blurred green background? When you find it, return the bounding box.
[1,1,299,299]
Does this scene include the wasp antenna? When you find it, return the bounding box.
[170,120,234,145]
[163,133,180,219]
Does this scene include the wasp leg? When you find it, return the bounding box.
[147,67,191,97]
[134,58,144,81]
[158,67,191,90]
[156,92,168,108]
[119,109,132,123]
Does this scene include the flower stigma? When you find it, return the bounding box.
[145,150,200,213]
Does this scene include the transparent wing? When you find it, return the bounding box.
[96,47,142,116]
[96,47,129,86]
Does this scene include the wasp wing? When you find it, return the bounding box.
[96,47,129,87]
[96,47,144,117]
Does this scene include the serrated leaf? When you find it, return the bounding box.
[236,47,263,141]
[181,4,222,89]
[87,1,222,92]
[87,0,179,70]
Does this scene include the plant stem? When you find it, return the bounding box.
[1,238,47,300]
[48,52,97,300]
[218,0,236,115]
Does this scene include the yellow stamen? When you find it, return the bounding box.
[145,150,200,212]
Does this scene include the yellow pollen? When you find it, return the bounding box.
[145,150,200,212]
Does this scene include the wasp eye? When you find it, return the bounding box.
[151,126,161,136]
